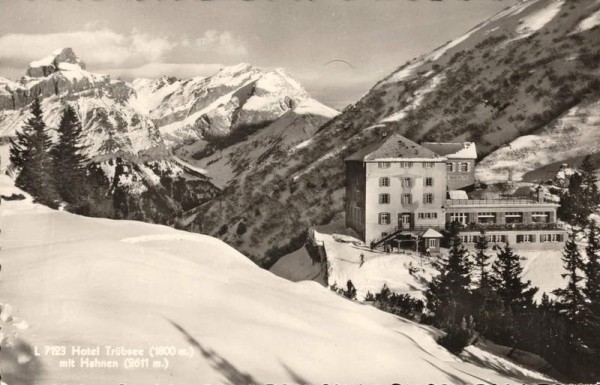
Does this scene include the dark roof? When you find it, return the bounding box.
[421,142,477,159]
[346,134,441,162]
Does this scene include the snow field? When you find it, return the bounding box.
[0,175,547,384]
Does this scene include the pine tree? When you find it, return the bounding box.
[490,243,538,311]
[425,230,472,326]
[584,220,600,316]
[580,155,600,226]
[580,155,599,195]
[474,229,491,290]
[9,123,33,169]
[11,98,59,205]
[554,230,589,326]
[50,105,89,204]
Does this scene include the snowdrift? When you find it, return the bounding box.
[0,176,547,384]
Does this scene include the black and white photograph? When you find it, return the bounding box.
[1,0,599,383]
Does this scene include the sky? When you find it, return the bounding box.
[0,0,515,109]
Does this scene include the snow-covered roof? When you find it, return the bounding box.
[421,228,443,238]
[346,134,444,162]
[448,190,469,200]
[421,142,477,159]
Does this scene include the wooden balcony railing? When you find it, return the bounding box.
[446,198,557,206]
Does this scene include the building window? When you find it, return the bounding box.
[401,194,412,204]
[401,177,411,188]
[379,177,390,187]
[541,233,563,242]
[379,193,390,204]
[446,163,454,172]
[423,162,435,168]
[428,239,437,248]
[400,162,412,168]
[459,162,469,172]
[517,234,535,243]
[506,212,523,224]
[462,235,477,243]
[424,177,433,187]
[489,234,507,243]
[378,212,391,225]
[450,212,467,224]
[418,212,438,219]
[423,193,434,204]
[378,162,390,169]
[478,212,496,224]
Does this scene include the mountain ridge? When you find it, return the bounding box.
[0,48,336,224]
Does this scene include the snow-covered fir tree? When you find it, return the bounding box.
[10,98,59,206]
[50,105,89,204]
[490,243,537,311]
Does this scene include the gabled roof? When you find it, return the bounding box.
[421,142,477,159]
[421,228,443,238]
[346,134,443,162]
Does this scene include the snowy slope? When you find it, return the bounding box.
[476,99,600,183]
[175,98,339,188]
[0,176,549,384]
[129,77,183,116]
[312,221,566,303]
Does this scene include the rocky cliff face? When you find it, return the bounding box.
[0,48,212,222]
[26,47,86,77]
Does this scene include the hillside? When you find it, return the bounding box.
[0,176,550,384]
[194,0,600,265]
[477,98,600,183]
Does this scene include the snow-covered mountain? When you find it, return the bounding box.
[0,48,335,224]
[0,48,160,157]
[146,64,312,146]
[192,0,600,266]
[0,175,551,384]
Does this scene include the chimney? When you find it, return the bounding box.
[536,185,544,203]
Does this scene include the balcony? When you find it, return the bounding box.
[446,198,558,207]
[461,221,566,232]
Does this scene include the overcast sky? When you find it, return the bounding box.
[0,1,515,109]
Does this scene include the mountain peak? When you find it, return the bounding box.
[27,47,86,78]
